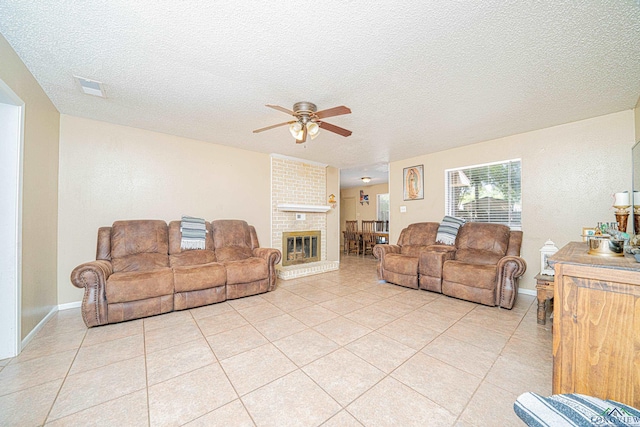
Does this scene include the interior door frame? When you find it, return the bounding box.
[0,78,24,359]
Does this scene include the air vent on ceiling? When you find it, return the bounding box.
[74,76,106,98]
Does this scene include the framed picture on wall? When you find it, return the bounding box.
[403,165,424,200]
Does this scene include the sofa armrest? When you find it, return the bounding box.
[373,244,401,280]
[253,248,282,291]
[373,244,400,260]
[495,256,527,309]
[70,260,113,327]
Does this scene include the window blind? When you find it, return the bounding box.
[445,159,521,229]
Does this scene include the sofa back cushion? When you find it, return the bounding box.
[212,220,255,262]
[110,220,169,272]
[455,222,511,265]
[398,222,439,247]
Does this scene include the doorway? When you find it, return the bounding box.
[0,79,24,359]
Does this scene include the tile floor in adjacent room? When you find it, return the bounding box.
[0,255,552,427]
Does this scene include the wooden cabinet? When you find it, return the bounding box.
[550,242,640,407]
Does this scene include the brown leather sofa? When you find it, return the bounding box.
[71,219,281,327]
[373,222,526,309]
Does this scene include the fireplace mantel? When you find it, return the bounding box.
[277,203,331,213]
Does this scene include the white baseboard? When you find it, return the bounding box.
[58,301,82,311]
[518,288,536,296]
[21,306,57,351]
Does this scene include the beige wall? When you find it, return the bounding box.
[58,115,271,304]
[0,35,60,338]
[635,97,640,143]
[326,166,340,262]
[389,110,635,292]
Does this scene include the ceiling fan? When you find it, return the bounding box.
[253,102,352,144]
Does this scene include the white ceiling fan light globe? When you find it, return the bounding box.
[289,121,303,139]
[307,122,320,139]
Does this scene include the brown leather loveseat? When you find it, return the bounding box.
[374,222,526,309]
[71,219,281,327]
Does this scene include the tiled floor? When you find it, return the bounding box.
[0,255,552,426]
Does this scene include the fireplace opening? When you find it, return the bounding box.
[282,230,321,266]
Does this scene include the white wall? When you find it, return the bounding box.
[57,115,272,304]
[389,110,635,291]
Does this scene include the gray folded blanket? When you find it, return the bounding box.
[180,216,206,250]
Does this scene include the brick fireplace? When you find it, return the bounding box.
[271,155,339,279]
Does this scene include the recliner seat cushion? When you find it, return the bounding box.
[106,268,174,303]
[172,262,226,292]
[215,246,254,262]
[113,253,169,273]
[169,251,217,267]
[443,261,497,290]
[224,258,268,285]
[383,253,419,276]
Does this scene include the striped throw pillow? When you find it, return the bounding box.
[435,216,465,245]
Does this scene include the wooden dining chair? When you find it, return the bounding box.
[344,220,360,255]
[361,220,377,256]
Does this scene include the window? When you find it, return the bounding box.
[445,159,521,229]
[377,193,389,222]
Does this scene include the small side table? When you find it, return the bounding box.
[535,273,554,325]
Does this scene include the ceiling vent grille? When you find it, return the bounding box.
[74,76,106,98]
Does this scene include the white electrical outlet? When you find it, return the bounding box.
[296,213,306,220]
[400,206,407,213]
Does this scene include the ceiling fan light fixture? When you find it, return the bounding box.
[307,121,319,139]
[289,121,303,139]
[361,177,371,183]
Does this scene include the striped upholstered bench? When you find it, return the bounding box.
[514,392,640,426]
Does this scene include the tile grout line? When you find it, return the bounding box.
[41,316,88,426]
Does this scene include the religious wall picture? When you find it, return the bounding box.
[403,165,424,200]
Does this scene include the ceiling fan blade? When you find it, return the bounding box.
[315,105,351,119]
[253,121,294,133]
[318,121,352,137]
[266,104,295,115]
[296,125,307,143]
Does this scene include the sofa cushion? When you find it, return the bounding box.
[435,216,465,245]
[212,220,253,248]
[455,223,510,258]
[172,262,226,292]
[111,220,169,273]
[112,253,169,273]
[399,222,439,246]
[400,245,430,257]
[111,220,168,258]
[384,253,419,276]
[216,246,254,262]
[169,250,217,267]
[106,268,174,303]
[443,261,497,290]
[454,248,503,265]
[224,258,268,285]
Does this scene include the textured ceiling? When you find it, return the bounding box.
[1,1,639,188]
